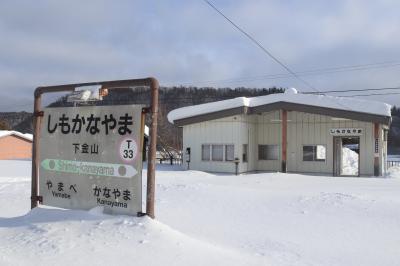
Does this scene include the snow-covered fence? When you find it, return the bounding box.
[387,160,400,168]
[156,156,182,165]
[387,155,400,169]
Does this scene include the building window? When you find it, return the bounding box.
[242,144,248,162]
[202,144,211,161]
[225,145,234,161]
[303,145,326,161]
[202,144,236,162]
[258,145,278,160]
[212,145,224,161]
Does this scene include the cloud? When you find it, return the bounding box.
[0,0,400,111]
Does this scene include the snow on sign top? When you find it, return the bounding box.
[167,89,391,123]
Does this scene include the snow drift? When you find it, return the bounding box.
[1,160,400,266]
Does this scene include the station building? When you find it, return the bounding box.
[168,89,391,176]
[0,131,33,160]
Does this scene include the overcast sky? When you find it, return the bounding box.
[1,0,400,111]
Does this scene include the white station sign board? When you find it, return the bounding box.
[39,105,144,215]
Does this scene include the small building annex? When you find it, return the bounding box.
[168,89,391,176]
[0,131,33,160]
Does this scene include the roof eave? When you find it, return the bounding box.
[174,106,248,127]
[173,101,391,126]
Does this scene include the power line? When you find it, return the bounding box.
[203,0,319,93]
[173,60,400,86]
[201,0,372,113]
[303,86,400,94]
[338,92,400,97]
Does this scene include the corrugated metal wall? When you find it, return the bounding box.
[286,111,375,175]
[182,110,384,176]
[183,115,248,173]
[256,110,281,172]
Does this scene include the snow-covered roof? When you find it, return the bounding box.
[168,89,391,124]
[0,130,33,142]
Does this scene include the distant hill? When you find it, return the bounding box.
[0,112,32,133]
[1,86,399,155]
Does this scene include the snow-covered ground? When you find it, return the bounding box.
[1,160,400,266]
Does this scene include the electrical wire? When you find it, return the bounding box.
[303,86,400,94]
[338,92,400,97]
[203,0,319,93]
[173,61,400,86]
[201,0,380,113]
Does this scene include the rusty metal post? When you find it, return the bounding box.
[146,78,159,219]
[281,109,287,173]
[31,93,42,209]
[140,109,146,163]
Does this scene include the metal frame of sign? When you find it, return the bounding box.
[31,77,159,218]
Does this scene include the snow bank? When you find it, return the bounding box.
[167,89,391,123]
[0,207,260,266]
[341,147,359,176]
[386,166,400,178]
[0,160,31,179]
[2,161,400,266]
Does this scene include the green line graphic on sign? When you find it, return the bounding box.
[41,159,137,178]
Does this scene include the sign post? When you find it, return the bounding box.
[31,78,159,218]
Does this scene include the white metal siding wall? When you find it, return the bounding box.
[256,111,281,171]
[182,110,381,176]
[182,115,248,173]
[379,126,385,175]
[246,115,258,172]
[382,131,387,174]
[286,111,375,175]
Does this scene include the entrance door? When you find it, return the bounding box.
[333,137,360,176]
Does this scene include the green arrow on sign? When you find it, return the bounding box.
[41,159,137,178]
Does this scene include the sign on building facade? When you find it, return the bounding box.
[329,128,363,136]
[39,105,144,215]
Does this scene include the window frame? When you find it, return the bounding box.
[201,143,235,162]
[242,144,248,163]
[201,144,211,161]
[302,144,326,162]
[211,144,224,161]
[225,144,235,161]
[258,144,279,161]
